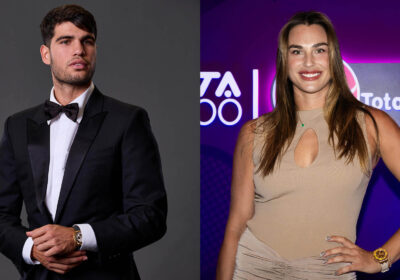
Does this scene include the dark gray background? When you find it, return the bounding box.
[0,1,199,279]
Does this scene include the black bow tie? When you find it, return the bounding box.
[44,100,79,122]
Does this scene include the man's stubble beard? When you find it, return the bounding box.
[50,60,96,87]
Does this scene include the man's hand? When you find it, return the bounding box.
[32,245,87,274]
[27,225,77,257]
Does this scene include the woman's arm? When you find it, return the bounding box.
[216,120,256,280]
[324,107,400,275]
[370,107,400,181]
[368,108,400,265]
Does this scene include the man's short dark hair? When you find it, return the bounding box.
[40,4,97,46]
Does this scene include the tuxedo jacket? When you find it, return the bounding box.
[0,88,167,280]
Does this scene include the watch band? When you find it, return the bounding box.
[381,261,390,273]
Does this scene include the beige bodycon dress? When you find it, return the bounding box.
[233,108,372,280]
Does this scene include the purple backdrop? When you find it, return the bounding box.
[201,1,400,279]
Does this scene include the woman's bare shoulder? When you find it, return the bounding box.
[364,106,400,179]
[363,105,398,133]
[237,113,271,143]
[363,105,399,157]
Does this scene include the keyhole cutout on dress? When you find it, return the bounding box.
[294,128,319,168]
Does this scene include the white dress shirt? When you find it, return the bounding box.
[22,83,98,265]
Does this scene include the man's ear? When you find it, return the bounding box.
[40,45,51,65]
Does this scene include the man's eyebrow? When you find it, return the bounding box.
[81,35,96,41]
[55,35,73,42]
[55,35,96,43]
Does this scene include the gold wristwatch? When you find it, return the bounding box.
[72,225,83,250]
[373,248,390,273]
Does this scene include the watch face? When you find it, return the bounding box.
[374,248,388,263]
[77,232,83,243]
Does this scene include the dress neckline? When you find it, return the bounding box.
[297,107,323,122]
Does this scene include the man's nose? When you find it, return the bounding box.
[73,41,85,56]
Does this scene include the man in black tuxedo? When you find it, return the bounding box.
[0,4,167,279]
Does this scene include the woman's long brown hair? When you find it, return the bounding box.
[257,11,378,176]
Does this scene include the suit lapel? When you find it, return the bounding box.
[27,106,53,223]
[54,89,107,223]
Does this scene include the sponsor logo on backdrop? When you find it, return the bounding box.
[361,92,400,110]
[200,71,243,126]
[200,70,258,126]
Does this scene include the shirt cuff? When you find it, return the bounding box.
[75,224,98,252]
[22,237,40,265]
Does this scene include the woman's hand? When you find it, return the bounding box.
[322,235,381,275]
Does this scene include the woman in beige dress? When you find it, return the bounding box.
[216,11,400,280]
